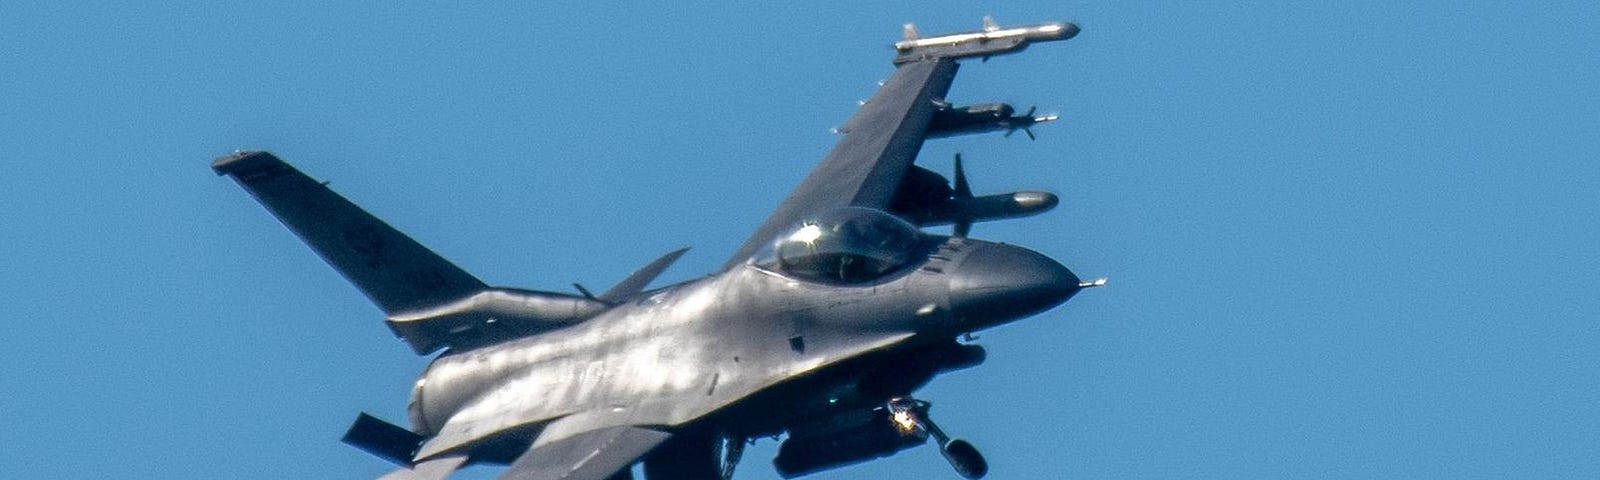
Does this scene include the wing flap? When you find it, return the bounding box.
[377,455,468,480]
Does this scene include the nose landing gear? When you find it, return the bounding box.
[717,434,745,480]
[887,397,989,479]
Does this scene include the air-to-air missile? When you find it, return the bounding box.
[894,16,1079,65]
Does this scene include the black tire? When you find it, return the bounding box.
[943,439,989,479]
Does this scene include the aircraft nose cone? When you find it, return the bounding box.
[948,243,1080,329]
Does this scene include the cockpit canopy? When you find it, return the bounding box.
[754,207,924,285]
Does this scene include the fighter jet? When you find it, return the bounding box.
[214,17,1090,480]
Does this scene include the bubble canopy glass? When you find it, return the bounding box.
[754,207,924,285]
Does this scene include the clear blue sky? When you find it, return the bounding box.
[3,2,1596,479]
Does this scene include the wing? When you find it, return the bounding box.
[720,59,960,269]
[215,152,614,355]
[213,151,488,313]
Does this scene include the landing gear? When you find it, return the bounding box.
[887,397,989,479]
[716,434,746,480]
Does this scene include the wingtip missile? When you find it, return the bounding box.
[894,18,1079,65]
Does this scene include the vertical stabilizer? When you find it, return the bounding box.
[598,247,690,303]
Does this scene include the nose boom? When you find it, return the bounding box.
[948,243,1080,330]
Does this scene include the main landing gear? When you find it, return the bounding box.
[887,397,989,479]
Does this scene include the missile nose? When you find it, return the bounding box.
[1060,22,1081,40]
[948,243,1080,330]
[1012,191,1059,212]
[1036,22,1080,41]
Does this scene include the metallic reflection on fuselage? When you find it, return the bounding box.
[408,209,1078,460]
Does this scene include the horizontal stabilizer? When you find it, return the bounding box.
[343,412,423,467]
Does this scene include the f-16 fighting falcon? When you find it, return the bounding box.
[215,16,1093,480]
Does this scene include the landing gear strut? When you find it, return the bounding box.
[887,397,989,479]
[715,434,745,480]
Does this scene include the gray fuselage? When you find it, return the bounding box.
[407,235,1077,459]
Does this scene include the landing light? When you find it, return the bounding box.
[892,409,919,434]
[789,223,824,245]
